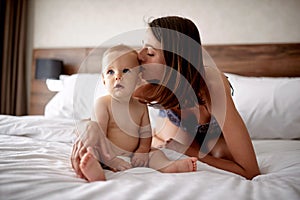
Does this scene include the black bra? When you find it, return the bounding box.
[159,109,222,152]
[158,76,233,151]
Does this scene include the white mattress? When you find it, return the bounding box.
[0,115,299,200]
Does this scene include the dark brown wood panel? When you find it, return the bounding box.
[204,43,300,77]
[30,79,56,115]
[31,48,88,77]
[30,48,88,115]
[29,43,300,115]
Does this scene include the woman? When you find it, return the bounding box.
[71,16,260,180]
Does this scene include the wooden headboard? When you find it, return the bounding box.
[30,43,300,115]
[30,47,106,114]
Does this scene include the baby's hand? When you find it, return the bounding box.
[131,152,149,167]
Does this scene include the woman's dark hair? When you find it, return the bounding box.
[140,16,207,109]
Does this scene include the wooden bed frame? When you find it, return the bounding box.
[30,43,300,115]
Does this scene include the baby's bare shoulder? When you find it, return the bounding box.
[95,95,111,108]
[97,95,111,102]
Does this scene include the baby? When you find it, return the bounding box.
[79,44,197,181]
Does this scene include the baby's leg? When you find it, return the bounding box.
[165,138,201,158]
[149,149,197,173]
[164,138,187,153]
[80,147,106,182]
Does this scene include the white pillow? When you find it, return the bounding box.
[46,73,300,139]
[44,74,162,128]
[45,74,108,120]
[226,73,300,139]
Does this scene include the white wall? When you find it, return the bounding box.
[31,0,300,48]
[26,0,300,110]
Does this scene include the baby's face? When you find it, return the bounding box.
[102,52,140,99]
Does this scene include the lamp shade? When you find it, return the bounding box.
[35,58,63,80]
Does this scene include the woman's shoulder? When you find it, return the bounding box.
[202,66,232,115]
[204,66,224,80]
[204,66,231,92]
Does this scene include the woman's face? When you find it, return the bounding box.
[138,28,166,83]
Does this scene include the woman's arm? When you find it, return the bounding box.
[203,68,260,179]
[71,120,111,178]
[70,96,114,178]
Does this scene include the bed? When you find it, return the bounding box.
[1,44,300,200]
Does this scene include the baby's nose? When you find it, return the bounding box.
[115,74,122,80]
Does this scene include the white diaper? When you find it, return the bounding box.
[117,155,131,163]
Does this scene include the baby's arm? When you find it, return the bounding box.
[131,105,152,167]
[94,97,117,163]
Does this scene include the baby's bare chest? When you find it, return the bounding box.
[108,116,141,137]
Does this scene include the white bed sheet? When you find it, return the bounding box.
[0,115,299,200]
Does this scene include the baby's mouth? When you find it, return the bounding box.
[114,83,124,89]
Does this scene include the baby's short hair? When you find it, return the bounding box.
[103,44,137,57]
[102,44,137,70]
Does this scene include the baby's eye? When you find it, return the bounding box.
[107,69,114,75]
[123,68,130,73]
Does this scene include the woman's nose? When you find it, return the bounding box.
[137,48,146,62]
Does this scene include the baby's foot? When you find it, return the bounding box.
[80,147,106,182]
[160,157,197,173]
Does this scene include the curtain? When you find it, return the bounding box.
[0,0,28,115]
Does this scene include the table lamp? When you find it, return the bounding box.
[35,58,63,91]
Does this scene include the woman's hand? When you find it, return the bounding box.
[71,138,86,178]
[71,120,113,178]
[71,119,96,178]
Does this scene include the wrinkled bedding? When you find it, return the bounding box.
[0,115,299,200]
